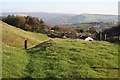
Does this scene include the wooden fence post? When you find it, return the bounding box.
[104,34,107,41]
[24,38,28,49]
[100,33,102,41]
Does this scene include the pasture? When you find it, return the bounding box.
[1,21,119,78]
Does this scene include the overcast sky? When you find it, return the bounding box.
[1,0,119,15]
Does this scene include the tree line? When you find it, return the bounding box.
[2,15,45,33]
[2,15,78,35]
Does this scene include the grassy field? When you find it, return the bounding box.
[1,21,119,78]
[1,21,48,78]
[27,39,118,78]
[1,21,48,48]
[2,43,29,78]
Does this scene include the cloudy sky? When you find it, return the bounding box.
[1,0,119,15]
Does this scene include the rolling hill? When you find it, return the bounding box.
[1,12,75,22]
[1,21,49,78]
[1,21,119,78]
[1,21,49,48]
[1,12,117,26]
[47,13,118,25]
[26,39,118,78]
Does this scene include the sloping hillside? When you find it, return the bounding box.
[2,43,29,78]
[1,21,49,78]
[27,39,118,78]
[1,21,118,78]
[1,21,49,48]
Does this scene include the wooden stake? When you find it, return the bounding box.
[104,34,106,41]
[24,38,28,49]
[100,33,102,41]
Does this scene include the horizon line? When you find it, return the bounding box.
[1,11,118,16]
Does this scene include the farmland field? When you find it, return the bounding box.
[1,21,119,78]
[27,38,118,78]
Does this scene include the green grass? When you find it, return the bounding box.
[27,38,118,78]
[1,21,49,48]
[2,43,29,78]
[1,21,48,78]
[1,21,119,78]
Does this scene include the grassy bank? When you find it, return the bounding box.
[27,39,118,78]
[1,21,119,78]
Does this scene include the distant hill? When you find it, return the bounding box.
[47,14,118,25]
[2,12,117,26]
[2,12,75,21]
